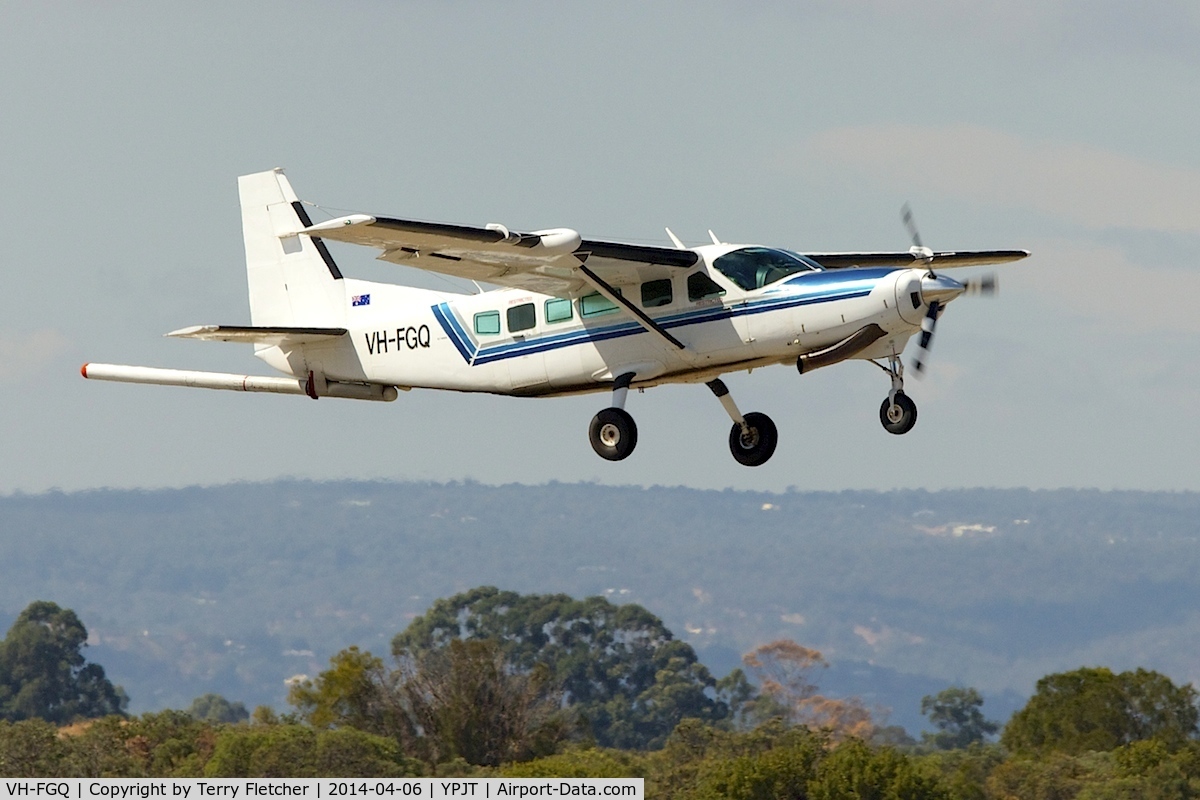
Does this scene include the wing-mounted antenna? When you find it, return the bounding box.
[665,228,686,249]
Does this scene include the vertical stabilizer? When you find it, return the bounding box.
[239,169,344,327]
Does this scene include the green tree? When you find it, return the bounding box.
[0,601,126,723]
[288,646,411,746]
[393,587,730,749]
[0,719,68,777]
[920,686,999,750]
[187,694,249,724]
[400,638,565,768]
[808,740,951,800]
[690,740,824,800]
[502,747,648,778]
[61,715,144,778]
[127,709,221,776]
[204,724,419,778]
[289,641,565,769]
[1003,667,1200,756]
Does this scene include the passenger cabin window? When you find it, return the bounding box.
[688,272,726,302]
[712,247,821,291]
[474,310,501,336]
[507,303,536,333]
[641,279,673,308]
[580,290,621,317]
[545,297,574,324]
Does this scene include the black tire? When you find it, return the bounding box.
[729,411,778,467]
[879,392,918,435]
[589,408,638,461]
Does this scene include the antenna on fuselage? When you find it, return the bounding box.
[708,230,722,245]
[665,228,686,249]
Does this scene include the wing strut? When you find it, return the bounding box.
[577,264,686,351]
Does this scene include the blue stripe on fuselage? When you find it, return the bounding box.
[432,303,477,362]
[431,268,896,365]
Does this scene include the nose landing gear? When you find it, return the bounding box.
[874,354,918,435]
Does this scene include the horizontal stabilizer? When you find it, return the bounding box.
[166,325,347,346]
[81,363,397,402]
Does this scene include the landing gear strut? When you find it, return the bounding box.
[874,354,918,435]
[589,373,638,461]
[708,379,778,466]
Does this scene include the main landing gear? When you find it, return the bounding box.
[589,373,638,461]
[708,379,777,466]
[874,354,917,435]
[586,374,778,466]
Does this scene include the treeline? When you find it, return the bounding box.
[4,590,1200,797]
[9,708,1200,796]
[8,481,1200,725]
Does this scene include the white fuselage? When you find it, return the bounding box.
[256,245,930,397]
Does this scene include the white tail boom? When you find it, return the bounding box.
[80,363,397,401]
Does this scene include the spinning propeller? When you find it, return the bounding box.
[901,205,998,375]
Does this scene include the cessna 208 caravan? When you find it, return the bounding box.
[82,169,1028,466]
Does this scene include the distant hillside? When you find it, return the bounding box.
[2,481,1198,734]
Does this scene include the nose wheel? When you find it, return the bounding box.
[880,392,917,435]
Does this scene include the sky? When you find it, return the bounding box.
[2,1,1199,494]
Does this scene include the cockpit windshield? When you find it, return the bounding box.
[711,247,823,291]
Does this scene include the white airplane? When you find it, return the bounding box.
[83,169,1028,466]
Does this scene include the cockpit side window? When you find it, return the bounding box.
[688,272,726,302]
[713,247,821,290]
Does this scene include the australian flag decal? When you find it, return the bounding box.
[351,294,371,307]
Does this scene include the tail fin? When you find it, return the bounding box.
[239,169,345,327]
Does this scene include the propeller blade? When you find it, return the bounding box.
[901,203,935,269]
[963,272,998,296]
[911,300,940,375]
[901,203,923,250]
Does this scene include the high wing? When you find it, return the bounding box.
[806,249,1030,269]
[299,214,698,298]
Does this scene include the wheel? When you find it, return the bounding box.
[729,411,778,467]
[589,408,638,461]
[879,392,917,435]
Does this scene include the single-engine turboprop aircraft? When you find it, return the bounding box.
[82,169,1028,466]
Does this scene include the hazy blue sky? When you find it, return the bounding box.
[3,1,1198,494]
